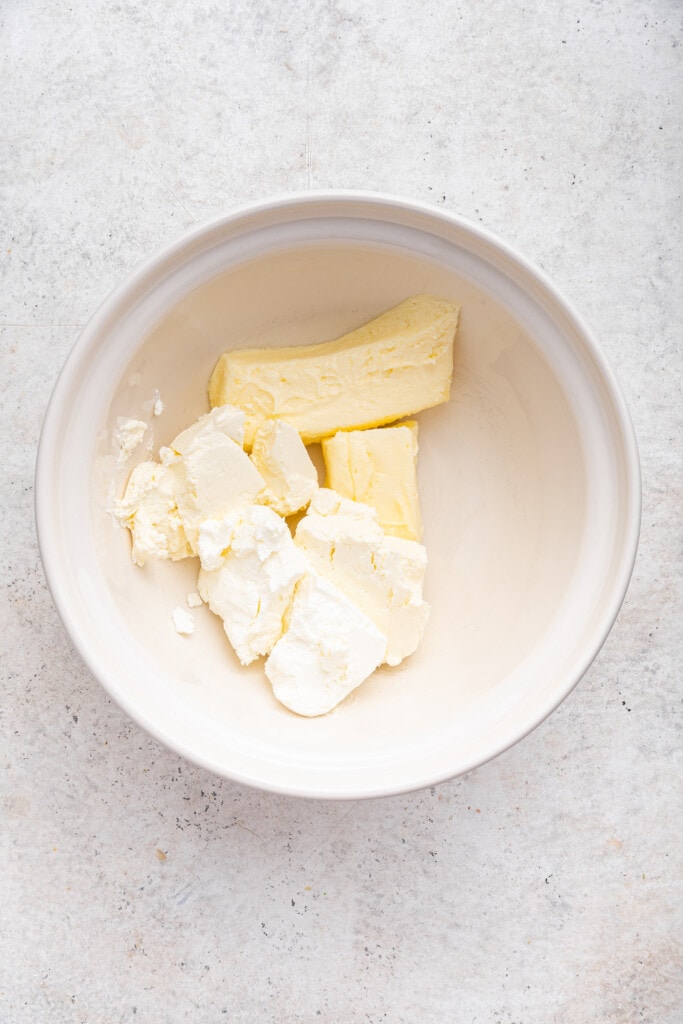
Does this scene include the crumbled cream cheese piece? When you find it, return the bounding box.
[265,570,388,717]
[209,294,459,446]
[197,506,308,665]
[295,489,429,667]
[161,403,264,554]
[114,459,191,566]
[172,606,195,635]
[322,421,422,540]
[114,417,147,463]
[116,403,257,563]
[250,419,318,516]
[153,390,164,417]
[187,592,203,608]
[177,431,266,553]
[170,404,245,455]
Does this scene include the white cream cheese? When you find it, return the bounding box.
[250,419,318,516]
[197,505,308,665]
[115,385,432,713]
[177,431,266,553]
[265,570,387,717]
[116,403,258,563]
[172,606,195,635]
[114,417,147,463]
[114,459,191,566]
[295,489,429,666]
[170,404,245,454]
[166,403,265,554]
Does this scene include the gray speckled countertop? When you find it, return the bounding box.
[2,2,681,1022]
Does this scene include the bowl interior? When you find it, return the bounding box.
[41,200,636,796]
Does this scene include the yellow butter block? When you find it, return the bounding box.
[208,294,459,447]
[322,422,422,541]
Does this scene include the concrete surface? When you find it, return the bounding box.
[1,1,681,1022]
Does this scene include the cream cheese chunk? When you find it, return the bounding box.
[172,606,195,635]
[265,570,388,717]
[209,295,460,446]
[114,458,191,566]
[167,399,264,552]
[197,506,308,665]
[250,419,318,516]
[114,417,147,463]
[169,402,264,554]
[176,431,265,553]
[170,403,245,454]
[116,403,261,563]
[322,421,422,541]
[295,489,429,666]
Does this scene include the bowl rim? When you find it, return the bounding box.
[35,189,642,798]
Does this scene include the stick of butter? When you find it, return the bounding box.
[208,294,460,447]
[322,422,421,541]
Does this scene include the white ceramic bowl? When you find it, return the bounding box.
[36,192,640,798]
